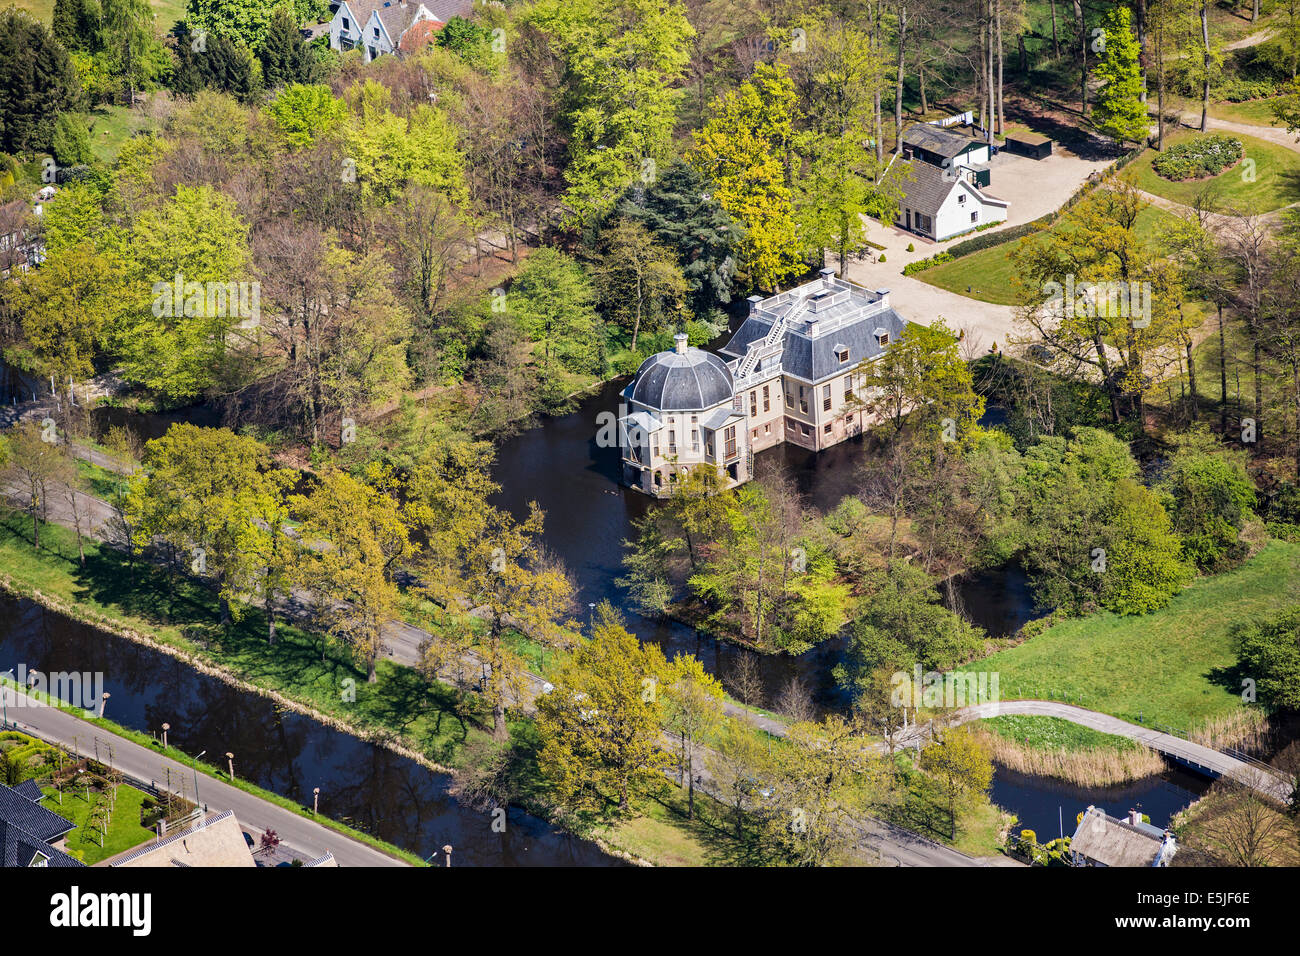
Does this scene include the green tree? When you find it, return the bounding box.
[1091,6,1149,146]
[1,422,64,550]
[662,653,724,819]
[921,727,993,840]
[835,561,986,693]
[118,184,251,401]
[186,0,323,51]
[508,248,602,386]
[589,218,685,351]
[620,159,740,315]
[1233,606,1300,710]
[258,6,317,88]
[689,62,803,291]
[0,10,83,155]
[265,82,346,148]
[126,425,278,626]
[525,0,692,226]
[292,467,413,682]
[50,113,93,166]
[536,602,670,819]
[1159,430,1258,571]
[10,242,124,382]
[856,319,985,441]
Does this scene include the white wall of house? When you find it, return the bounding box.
[933,179,1007,241]
[329,3,365,54]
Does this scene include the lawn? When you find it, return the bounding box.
[915,204,1180,306]
[14,0,186,30]
[40,780,155,866]
[86,105,157,166]
[1121,128,1300,213]
[978,539,1300,732]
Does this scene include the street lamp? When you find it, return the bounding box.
[442,844,453,867]
[193,750,206,809]
[226,752,235,781]
[161,723,169,749]
[98,691,110,718]
[313,787,320,815]
[1,668,13,728]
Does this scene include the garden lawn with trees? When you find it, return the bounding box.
[1122,130,1300,213]
[978,540,1300,732]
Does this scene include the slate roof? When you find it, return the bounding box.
[628,348,735,412]
[902,123,983,159]
[720,278,908,384]
[895,159,960,218]
[374,0,471,40]
[0,818,84,868]
[11,780,44,802]
[0,782,82,868]
[0,781,76,843]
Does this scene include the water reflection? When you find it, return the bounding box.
[989,761,1211,841]
[0,594,618,866]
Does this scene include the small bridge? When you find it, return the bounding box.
[937,700,1294,804]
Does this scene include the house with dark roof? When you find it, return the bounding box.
[893,122,1007,241]
[618,270,907,497]
[0,781,83,868]
[327,0,472,61]
[1070,806,1178,867]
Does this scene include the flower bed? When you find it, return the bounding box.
[1152,135,1244,181]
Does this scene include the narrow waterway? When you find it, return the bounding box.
[989,761,1211,842]
[0,594,619,866]
[78,365,1039,713]
[490,377,1039,710]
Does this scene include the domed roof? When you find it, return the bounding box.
[629,337,734,412]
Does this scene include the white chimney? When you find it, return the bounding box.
[674,332,688,355]
[819,267,836,289]
[1127,809,1141,826]
[747,294,762,316]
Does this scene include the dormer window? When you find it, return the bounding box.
[835,346,850,363]
[874,328,889,347]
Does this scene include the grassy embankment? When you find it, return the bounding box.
[979,539,1300,733]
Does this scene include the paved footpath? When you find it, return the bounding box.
[0,684,407,867]
[903,700,1294,804]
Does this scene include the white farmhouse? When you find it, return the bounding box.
[327,0,472,62]
[894,123,1008,242]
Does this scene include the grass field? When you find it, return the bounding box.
[40,782,155,866]
[1122,129,1300,213]
[915,204,1181,306]
[13,0,187,30]
[978,539,1300,731]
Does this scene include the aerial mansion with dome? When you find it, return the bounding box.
[618,269,908,497]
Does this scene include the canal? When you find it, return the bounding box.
[0,593,619,867]
[988,760,1211,843]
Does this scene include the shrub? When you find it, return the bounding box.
[902,251,953,275]
[906,242,915,252]
[877,253,886,262]
[1152,135,1243,181]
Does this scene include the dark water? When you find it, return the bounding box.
[989,761,1212,842]
[0,595,617,866]
[490,378,1038,711]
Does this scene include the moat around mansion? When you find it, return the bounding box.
[618,269,908,498]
